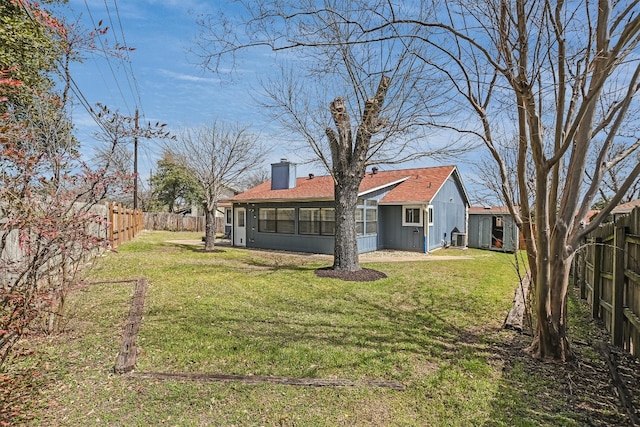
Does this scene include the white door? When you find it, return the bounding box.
[234,207,246,247]
[479,217,491,248]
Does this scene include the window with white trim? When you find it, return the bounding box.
[356,198,378,235]
[402,206,423,226]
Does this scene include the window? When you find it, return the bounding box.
[225,208,232,226]
[299,208,320,234]
[258,208,276,232]
[277,208,295,234]
[258,208,294,234]
[299,208,335,235]
[403,206,423,226]
[320,208,335,235]
[366,207,378,234]
[427,205,434,226]
[356,199,378,236]
[237,209,245,227]
[355,207,364,235]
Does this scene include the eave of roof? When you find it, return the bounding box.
[228,165,463,205]
[469,206,513,214]
[611,199,640,214]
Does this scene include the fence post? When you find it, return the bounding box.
[592,237,603,320]
[128,207,132,242]
[579,243,587,299]
[118,203,123,246]
[109,202,115,248]
[611,223,626,347]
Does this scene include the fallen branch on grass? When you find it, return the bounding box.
[504,273,530,332]
[131,371,406,391]
[114,277,148,374]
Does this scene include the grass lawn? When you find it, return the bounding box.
[6,231,632,426]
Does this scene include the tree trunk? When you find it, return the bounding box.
[204,208,216,251]
[325,76,390,271]
[333,175,361,271]
[526,253,573,361]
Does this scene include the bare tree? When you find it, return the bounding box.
[168,122,267,251]
[198,0,640,358]
[240,167,270,191]
[195,0,462,271]
[588,141,640,206]
[367,0,640,360]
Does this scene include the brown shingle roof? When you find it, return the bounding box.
[469,206,517,215]
[229,165,461,204]
[611,199,640,214]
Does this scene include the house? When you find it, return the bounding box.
[611,199,640,222]
[468,206,520,252]
[224,160,470,254]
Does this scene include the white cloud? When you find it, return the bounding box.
[157,69,221,84]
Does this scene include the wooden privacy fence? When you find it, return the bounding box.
[142,212,216,233]
[573,206,640,357]
[108,202,143,249]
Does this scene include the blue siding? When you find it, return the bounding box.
[379,175,468,252]
[233,171,469,255]
[233,202,334,254]
[379,206,426,251]
[429,176,467,250]
[357,235,378,253]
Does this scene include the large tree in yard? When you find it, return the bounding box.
[195,0,457,271]
[168,122,267,251]
[380,0,640,360]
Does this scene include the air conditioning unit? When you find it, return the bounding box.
[452,232,466,247]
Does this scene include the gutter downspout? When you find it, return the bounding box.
[424,203,429,253]
[465,205,469,247]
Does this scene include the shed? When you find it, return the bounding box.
[468,206,520,252]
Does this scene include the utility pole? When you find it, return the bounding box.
[133,108,139,210]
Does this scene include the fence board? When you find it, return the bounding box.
[142,212,222,233]
[576,205,640,357]
[109,203,143,249]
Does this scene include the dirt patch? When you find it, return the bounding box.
[314,267,387,282]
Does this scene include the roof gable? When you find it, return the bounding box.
[230,165,466,205]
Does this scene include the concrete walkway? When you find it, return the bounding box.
[166,239,475,263]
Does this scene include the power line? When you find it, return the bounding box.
[112,0,145,117]
[16,1,113,139]
[82,0,132,115]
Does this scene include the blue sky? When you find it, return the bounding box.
[55,0,484,198]
[58,0,292,178]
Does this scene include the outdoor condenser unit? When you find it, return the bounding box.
[452,232,466,247]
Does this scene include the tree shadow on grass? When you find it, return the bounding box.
[141,284,636,425]
[170,243,225,254]
[483,333,631,426]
